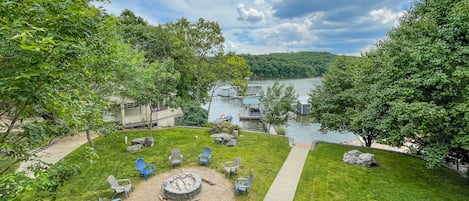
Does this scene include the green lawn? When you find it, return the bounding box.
[295,143,469,201]
[23,127,291,200]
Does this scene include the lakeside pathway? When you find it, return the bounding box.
[16,132,99,178]
[263,142,311,201]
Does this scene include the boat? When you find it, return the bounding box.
[215,114,233,122]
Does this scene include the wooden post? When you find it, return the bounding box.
[120,102,126,129]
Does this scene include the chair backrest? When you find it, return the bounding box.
[234,157,241,167]
[171,148,182,160]
[135,158,146,172]
[107,175,119,187]
[203,147,211,157]
[245,174,254,186]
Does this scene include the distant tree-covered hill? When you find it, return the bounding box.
[239,51,339,79]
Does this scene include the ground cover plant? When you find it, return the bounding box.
[295,143,469,201]
[21,127,290,200]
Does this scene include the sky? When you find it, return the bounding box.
[94,0,415,56]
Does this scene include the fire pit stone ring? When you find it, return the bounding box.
[163,172,202,200]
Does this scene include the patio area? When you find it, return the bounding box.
[127,166,235,201]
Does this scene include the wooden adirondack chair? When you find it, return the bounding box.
[135,158,155,180]
[234,174,254,195]
[224,156,241,176]
[107,175,132,198]
[198,147,212,167]
[168,148,183,168]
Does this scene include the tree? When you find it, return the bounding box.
[117,59,180,136]
[365,0,469,167]
[177,101,208,127]
[205,52,252,116]
[1,0,116,169]
[117,12,225,106]
[260,81,298,133]
[0,0,147,198]
[169,18,225,104]
[309,56,383,147]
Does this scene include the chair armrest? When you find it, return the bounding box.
[117,179,131,184]
[147,164,155,169]
[180,154,183,158]
[235,178,248,183]
[224,161,234,167]
[198,154,203,158]
[169,156,172,160]
[112,186,125,190]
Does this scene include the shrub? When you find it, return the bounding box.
[210,122,240,134]
[275,127,286,135]
[177,101,208,126]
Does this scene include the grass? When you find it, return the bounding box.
[0,154,19,175]
[295,143,469,201]
[23,127,291,200]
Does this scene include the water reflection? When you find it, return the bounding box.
[204,78,358,144]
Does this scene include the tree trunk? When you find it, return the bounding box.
[148,105,153,138]
[363,135,373,147]
[196,59,202,104]
[206,85,218,118]
[86,129,94,148]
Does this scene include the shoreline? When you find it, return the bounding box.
[340,138,411,153]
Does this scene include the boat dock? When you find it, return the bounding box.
[239,109,262,120]
[239,97,263,120]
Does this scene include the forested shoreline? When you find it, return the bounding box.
[240,51,341,79]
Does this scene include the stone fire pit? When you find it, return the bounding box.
[163,172,202,200]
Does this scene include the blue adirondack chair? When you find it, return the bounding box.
[135,158,155,180]
[234,174,254,195]
[198,147,212,167]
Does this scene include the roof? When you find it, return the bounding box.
[108,96,135,104]
[242,97,261,105]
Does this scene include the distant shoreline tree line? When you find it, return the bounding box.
[240,51,340,79]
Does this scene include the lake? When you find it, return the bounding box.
[204,78,358,144]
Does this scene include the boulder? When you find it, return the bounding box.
[131,137,154,147]
[127,144,143,152]
[131,138,145,145]
[343,150,377,167]
[144,137,154,147]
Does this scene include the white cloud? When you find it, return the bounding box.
[237,4,265,23]
[99,0,409,55]
[254,0,265,5]
[363,8,403,25]
[252,19,318,46]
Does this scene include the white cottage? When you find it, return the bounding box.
[105,96,183,129]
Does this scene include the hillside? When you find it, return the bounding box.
[240,51,340,79]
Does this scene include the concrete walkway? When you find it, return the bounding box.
[263,143,310,201]
[16,132,99,178]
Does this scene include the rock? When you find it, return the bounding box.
[126,144,143,152]
[225,139,238,147]
[358,153,377,167]
[131,138,145,145]
[144,137,154,147]
[343,150,377,167]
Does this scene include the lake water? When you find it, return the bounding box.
[204,78,358,144]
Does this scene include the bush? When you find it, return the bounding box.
[275,127,286,135]
[177,101,208,126]
[210,122,240,134]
